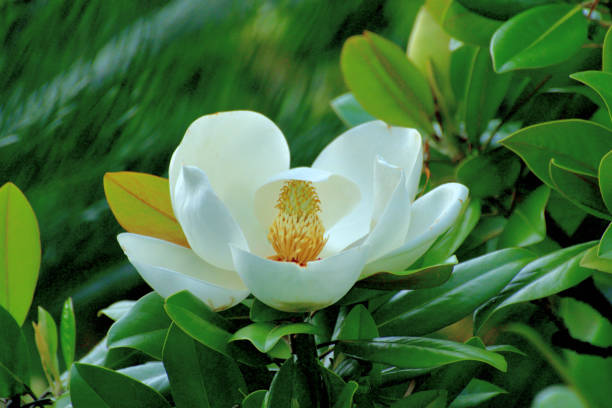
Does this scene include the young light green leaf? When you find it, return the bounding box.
[498,185,550,248]
[580,245,612,273]
[60,297,76,370]
[33,306,62,395]
[0,182,41,326]
[341,31,434,133]
[0,306,30,398]
[330,93,376,127]
[490,5,588,73]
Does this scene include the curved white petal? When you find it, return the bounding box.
[230,245,368,312]
[362,183,468,276]
[363,166,412,263]
[173,166,248,270]
[253,167,361,255]
[313,122,422,251]
[169,111,290,256]
[118,233,249,311]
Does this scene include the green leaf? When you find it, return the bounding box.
[498,185,550,248]
[0,182,41,326]
[459,216,507,254]
[546,190,587,237]
[449,379,507,408]
[580,245,612,273]
[249,298,300,323]
[490,5,588,73]
[60,297,76,370]
[70,363,171,408]
[335,336,507,372]
[500,119,612,186]
[330,93,376,127]
[571,71,612,122]
[33,306,60,387]
[457,149,521,198]
[599,150,612,213]
[341,31,434,133]
[463,48,512,143]
[598,222,612,260]
[549,159,611,220]
[0,306,30,398]
[267,357,312,408]
[531,385,585,408]
[390,390,447,408]
[98,300,136,322]
[230,322,318,353]
[242,390,267,408]
[450,45,478,106]
[473,242,594,333]
[117,362,169,397]
[107,293,171,360]
[357,256,456,291]
[162,324,246,408]
[604,26,612,73]
[374,249,534,336]
[456,0,557,20]
[334,305,379,341]
[430,0,502,46]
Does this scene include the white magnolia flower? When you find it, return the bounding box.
[118,111,468,312]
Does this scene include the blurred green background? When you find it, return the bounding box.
[0,0,424,353]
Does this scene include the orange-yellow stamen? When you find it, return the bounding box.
[268,180,327,266]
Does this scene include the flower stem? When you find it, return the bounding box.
[292,333,327,407]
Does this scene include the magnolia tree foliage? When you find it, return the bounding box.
[1,1,612,407]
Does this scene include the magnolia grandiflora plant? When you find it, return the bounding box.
[109,111,468,312]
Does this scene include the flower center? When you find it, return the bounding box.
[268,180,327,266]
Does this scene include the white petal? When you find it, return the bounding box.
[169,111,289,256]
[118,233,249,311]
[363,166,412,264]
[313,121,422,251]
[173,166,248,270]
[253,167,361,255]
[362,183,468,275]
[230,245,368,312]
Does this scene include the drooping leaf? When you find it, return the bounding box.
[0,182,41,326]
[571,71,612,122]
[330,93,376,127]
[0,306,30,398]
[107,292,171,360]
[103,172,188,247]
[162,324,246,408]
[341,31,434,133]
[498,185,550,248]
[335,336,507,372]
[490,4,588,73]
[599,150,612,213]
[70,363,171,408]
[374,249,534,336]
[60,297,76,371]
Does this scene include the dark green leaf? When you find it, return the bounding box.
[334,305,379,341]
[490,5,587,73]
[457,149,520,197]
[500,119,612,186]
[459,216,507,254]
[242,390,267,408]
[598,223,612,260]
[449,379,507,408]
[374,249,534,336]
[331,93,376,127]
[456,0,557,20]
[341,31,434,132]
[107,293,171,360]
[335,336,507,371]
[249,298,300,323]
[474,242,594,333]
[571,71,612,122]
[229,322,318,353]
[357,257,456,291]
[599,150,612,213]
[70,363,170,408]
[267,357,312,408]
[117,362,169,397]
[162,324,245,408]
[390,390,446,408]
[60,297,76,370]
[331,381,358,408]
[0,306,30,398]
[546,190,587,236]
[498,185,550,248]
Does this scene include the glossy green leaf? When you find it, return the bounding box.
[598,222,612,260]
[335,304,379,341]
[580,245,612,273]
[464,48,512,143]
[341,31,434,132]
[374,249,534,336]
[249,298,300,323]
[0,306,30,398]
[546,190,587,237]
[457,149,520,197]
[428,0,501,46]
[459,216,507,254]
[162,324,245,408]
[107,293,170,360]
[456,0,556,20]
[474,242,594,333]
[449,379,507,408]
[230,322,318,353]
[117,362,169,397]
[604,26,612,73]
[391,390,446,408]
[498,185,550,248]
[330,93,376,127]
[335,336,507,371]
[549,159,611,220]
[60,297,76,370]
[357,256,456,291]
[571,71,612,121]
[267,357,312,408]
[98,300,136,322]
[500,119,612,186]
[490,5,588,73]
[0,182,41,326]
[599,150,612,213]
[531,385,585,408]
[70,363,171,408]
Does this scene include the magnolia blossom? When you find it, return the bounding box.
[118,111,468,312]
